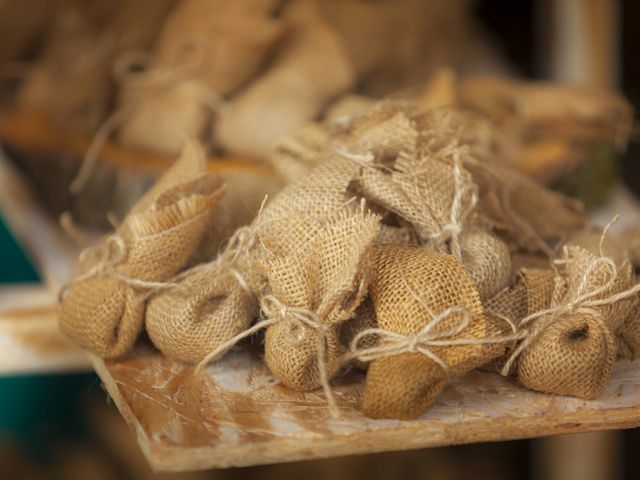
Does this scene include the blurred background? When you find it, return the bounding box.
[1,0,639,479]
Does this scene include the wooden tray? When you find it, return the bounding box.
[93,347,640,471]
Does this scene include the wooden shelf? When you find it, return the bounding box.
[93,347,640,471]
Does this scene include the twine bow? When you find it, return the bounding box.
[195,294,339,417]
[345,276,524,373]
[337,141,477,259]
[59,218,260,304]
[58,235,183,302]
[500,244,640,376]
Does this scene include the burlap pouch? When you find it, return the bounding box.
[214,0,355,159]
[260,207,380,398]
[504,245,640,398]
[464,159,586,254]
[59,143,223,357]
[146,255,258,364]
[19,0,174,134]
[145,207,271,364]
[355,245,510,420]
[342,104,586,255]
[184,150,367,377]
[118,0,284,154]
[343,107,512,300]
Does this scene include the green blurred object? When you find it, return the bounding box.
[0,213,95,460]
[0,215,39,283]
[552,141,619,211]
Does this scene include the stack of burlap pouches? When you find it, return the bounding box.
[59,141,224,357]
[60,100,640,421]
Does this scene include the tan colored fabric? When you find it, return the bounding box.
[516,246,639,399]
[460,230,511,301]
[341,105,513,299]
[270,122,329,182]
[339,297,377,370]
[261,207,380,391]
[59,143,223,357]
[214,0,355,158]
[189,151,366,371]
[19,0,174,134]
[466,160,585,253]
[118,0,284,154]
[619,303,640,360]
[482,267,556,373]
[362,245,504,420]
[146,262,257,363]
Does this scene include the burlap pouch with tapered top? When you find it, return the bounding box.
[327,103,586,256]
[59,142,223,357]
[147,148,363,367]
[341,105,512,300]
[175,152,368,371]
[502,245,640,399]
[357,244,509,420]
[260,206,380,393]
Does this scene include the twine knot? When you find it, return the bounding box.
[345,276,525,373]
[429,152,477,259]
[196,293,340,418]
[500,243,640,376]
[58,234,185,303]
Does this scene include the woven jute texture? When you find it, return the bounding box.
[59,143,223,357]
[516,246,639,399]
[118,0,284,154]
[339,297,377,370]
[619,302,640,360]
[335,102,585,258]
[270,122,329,182]
[362,245,504,420]
[146,259,258,363]
[460,230,512,301]
[482,267,557,372]
[261,207,380,391]
[465,160,585,253]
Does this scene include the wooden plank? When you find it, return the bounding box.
[91,347,640,472]
[0,284,90,374]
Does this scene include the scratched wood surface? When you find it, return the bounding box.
[92,345,640,472]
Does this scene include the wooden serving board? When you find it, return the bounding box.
[93,347,640,472]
